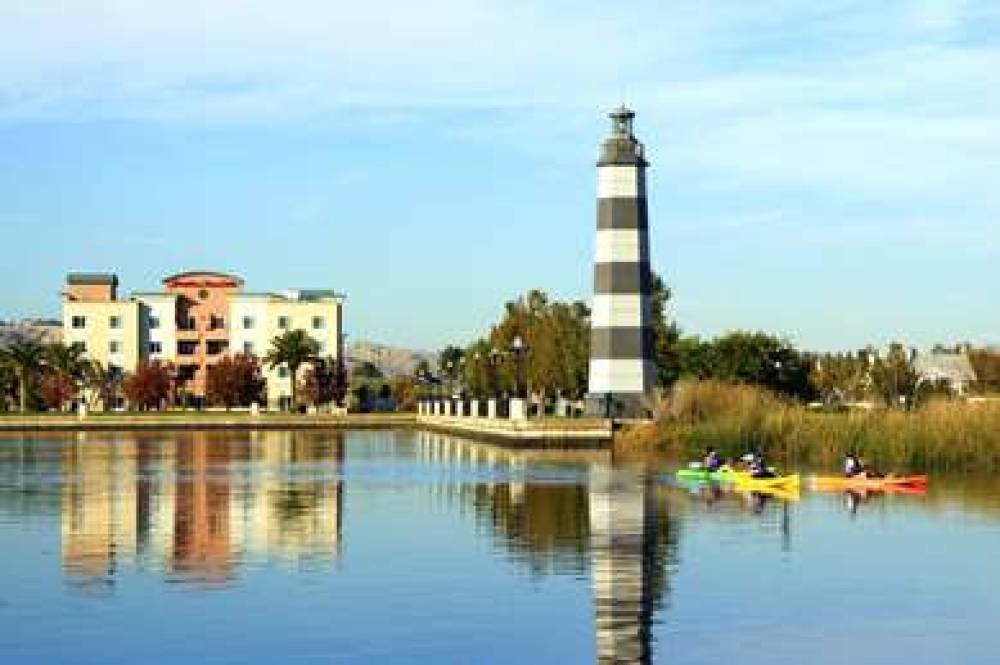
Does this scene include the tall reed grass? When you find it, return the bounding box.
[620,379,1000,472]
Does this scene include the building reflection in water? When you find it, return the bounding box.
[60,430,343,587]
[416,431,679,665]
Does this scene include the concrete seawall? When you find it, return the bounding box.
[0,413,416,432]
[0,412,614,447]
[416,415,612,448]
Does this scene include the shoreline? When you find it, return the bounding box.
[0,412,614,448]
[0,412,417,432]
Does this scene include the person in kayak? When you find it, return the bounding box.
[844,452,864,477]
[844,452,885,479]
[748,451,777,479]
[704,448,723,472]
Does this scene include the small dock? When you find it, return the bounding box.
[416,415,613,448]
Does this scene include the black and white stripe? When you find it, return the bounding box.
[587,107,656,417]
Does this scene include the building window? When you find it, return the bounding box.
[149,341,163,354]
[277,316,290,329]
[177,365,197,381]
[179,316,196,331]
[243,342,255,356]
[71,316,86,329]
[312,316,325,329]
[178,341,198,356]
[108,365,123,379]
[109,315,121,329]
[109,341,121,354]
[207,340,227,355]
[318,341,327,354]
[278,366,289,379]
[242,316,255,330]
[71,341,86,353]
[209,315,225,330]
[149,316,160,329]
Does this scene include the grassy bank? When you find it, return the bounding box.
[618,380,1000,471]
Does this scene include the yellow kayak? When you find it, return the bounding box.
[734,473,801,492]
[742,483,801,502]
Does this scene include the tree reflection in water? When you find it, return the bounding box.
[419,431,680,665]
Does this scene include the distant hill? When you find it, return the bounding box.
[347,340,436,378]
[0,319,62,347]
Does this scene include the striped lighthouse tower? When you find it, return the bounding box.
[586,106,656,418]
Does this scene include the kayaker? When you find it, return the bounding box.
[704,448,723,472]
[748,451,777,479]
[844,452,864,477]
[843,452,886,479]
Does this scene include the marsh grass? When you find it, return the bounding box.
[621,379,1000,471]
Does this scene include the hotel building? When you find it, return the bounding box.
[61,271,344,409]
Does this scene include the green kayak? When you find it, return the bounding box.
[675,467,743,483]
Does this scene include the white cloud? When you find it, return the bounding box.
[1,1,998,226]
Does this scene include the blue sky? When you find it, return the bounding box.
[0,0,997,351]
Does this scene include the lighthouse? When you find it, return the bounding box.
[586,106,656,418]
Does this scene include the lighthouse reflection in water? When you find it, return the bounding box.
[5,429,994,664]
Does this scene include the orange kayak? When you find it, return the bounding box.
[809,475,928,492]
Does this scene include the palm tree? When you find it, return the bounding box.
[45,341,87,379]
[82,359,120,412]
[42,342,87,410]
[0,361,16,412]
[0,336,46,412]
[265,329,320,411]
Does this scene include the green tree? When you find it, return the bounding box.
[41,342,87,411]
[82,360,122,412]
[44,342,87,381]
[414,358,432,377]
[391,375,419,411]
[649,273,683,388]
[265,329,320,411]
[461,339,493,397]
[0,362,16,411]
[0,336,46,412]
[871,343,918,408]
[438,345,465,379]
[484,289,590,402]
[810,352,870,404]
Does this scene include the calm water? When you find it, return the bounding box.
[0,430,998,665]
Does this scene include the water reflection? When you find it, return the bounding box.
[416,431,679,665]
[59,431,343,587]
[1,429,987,665]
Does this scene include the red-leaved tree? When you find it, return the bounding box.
[206,354,264,409]
[40,371,77,411]
[123,360,172,411]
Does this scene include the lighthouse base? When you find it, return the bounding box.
[584,392,654,420]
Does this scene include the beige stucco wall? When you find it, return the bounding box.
[229,296,342,408]
[62,299,142,373]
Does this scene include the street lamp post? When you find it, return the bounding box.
[509,335,529,420]
[488,348,501,398]
[511,335,526,399]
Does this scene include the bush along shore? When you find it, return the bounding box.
[618,380,1000,472]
